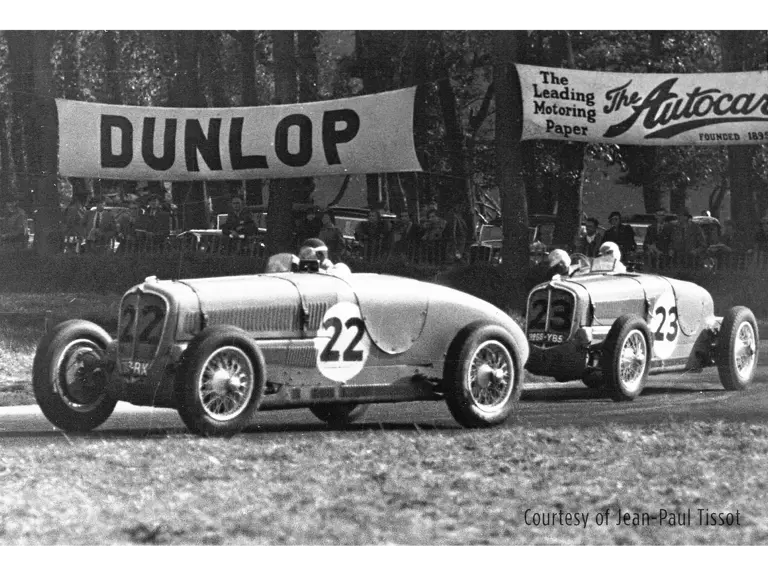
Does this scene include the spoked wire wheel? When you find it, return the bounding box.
[468,340,515,412]
[56,338,108,410]
[618,330,647,396]
[733,321,757,380]
[197,346,255,422]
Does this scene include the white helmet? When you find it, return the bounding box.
[547,248,571,269]
[598,241,622,261]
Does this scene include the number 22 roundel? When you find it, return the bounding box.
[314,302,372,382]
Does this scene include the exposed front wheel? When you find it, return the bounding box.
[603,314,651,402]
[717,306,758,391]
[176,326,266,437]
[443,323,522,427]
[32,319,117,432]
[309,404,369,427]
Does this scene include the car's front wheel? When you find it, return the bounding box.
[603,314,651,402]
[32,319,117,432]
[176,326,266,437]
[443,323,522,427]
[717,306,758,391]
[309,404,369,427]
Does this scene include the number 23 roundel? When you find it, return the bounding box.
[647,291,680,360]
[314,302,372,382]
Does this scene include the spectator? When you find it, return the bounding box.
[390,210,418,257]
[576,217,603,257]
[115,199,141,254]
[85,198,116,253]
[420,208,446,242]
[317,210,347,262]
[602,211,636,261]
[220,196,257,252]
[63,197,87,253]
[0,199,29,249]
[753,215,768,254]
[444,206,469,262]
[668,209,706,262]
[355,208,391,259]
[643,208,671,265]
[136,195,171,250]
[296,205,323,246]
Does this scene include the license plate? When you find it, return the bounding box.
[528,332,565,345]
[121,359,149,376]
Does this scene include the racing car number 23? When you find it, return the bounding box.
[315,302,372,382]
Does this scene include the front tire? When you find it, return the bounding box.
[603,314,651,402]
[175,326,266,437]
[717,306,758,391]
[309,404,369,427]
[443,323,522,428]
[32,319,117,432]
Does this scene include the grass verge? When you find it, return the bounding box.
[0,422,766,544]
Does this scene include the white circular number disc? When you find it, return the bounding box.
[314,302,371,382]
[647,291,679,360]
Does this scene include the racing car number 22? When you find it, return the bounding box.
[315,302,372,382]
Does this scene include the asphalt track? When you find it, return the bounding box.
[2,352,768,442]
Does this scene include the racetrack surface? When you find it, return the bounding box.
[2,365,767,441]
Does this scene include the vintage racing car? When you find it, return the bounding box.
[524,254,759,399]
[33,259,529,436]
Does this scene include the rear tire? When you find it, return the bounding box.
[443,322,522,428]
[309,404,369,427]
[32,319,117,432]
[175,326,266,437]
[717,306,758,391]
[603,315,651,402]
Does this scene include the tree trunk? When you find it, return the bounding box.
[356,31,382,209]
[5,31,33,202]
[60,31,89,203]
[494,31,529,302]
[266,30,297,254]
[169,31,208,231]
[240,31,264,206]
[721,30,762,246]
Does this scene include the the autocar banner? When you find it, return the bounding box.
[56,87,422,180]
[516,64,768,146]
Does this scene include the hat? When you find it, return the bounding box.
[547,249,571,269]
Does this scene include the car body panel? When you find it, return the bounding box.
[105,271,529,412]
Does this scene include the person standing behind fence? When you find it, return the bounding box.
[390,210,418,257]
[63,197,87,253]
[136,195,171,250]
[115,199,140,254]
[575,217,604,257]
[355,208,390,260]
[643,208,671,266]
[668,209,706,264]
[220,196,257,253]
[0,199,29,250]
[444,205,469,262]
[85,199,116,253]
[317,210,347,262]
[602,211,636,262]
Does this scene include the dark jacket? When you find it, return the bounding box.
[602,223,636,261]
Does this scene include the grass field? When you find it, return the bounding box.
[1,422,766,545]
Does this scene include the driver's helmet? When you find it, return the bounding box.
[299,238,329,263]
[547,248,571,276]
[598,241,622,262]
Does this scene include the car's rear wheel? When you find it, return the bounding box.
[176,326,266,437]
[443,323,522,427]
[33,320,117,432]
[603,315,651,402]
[717,306,758,391]
[309,404,369,427]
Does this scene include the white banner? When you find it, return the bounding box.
[56,88,422,180]
[517,64,768,146]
